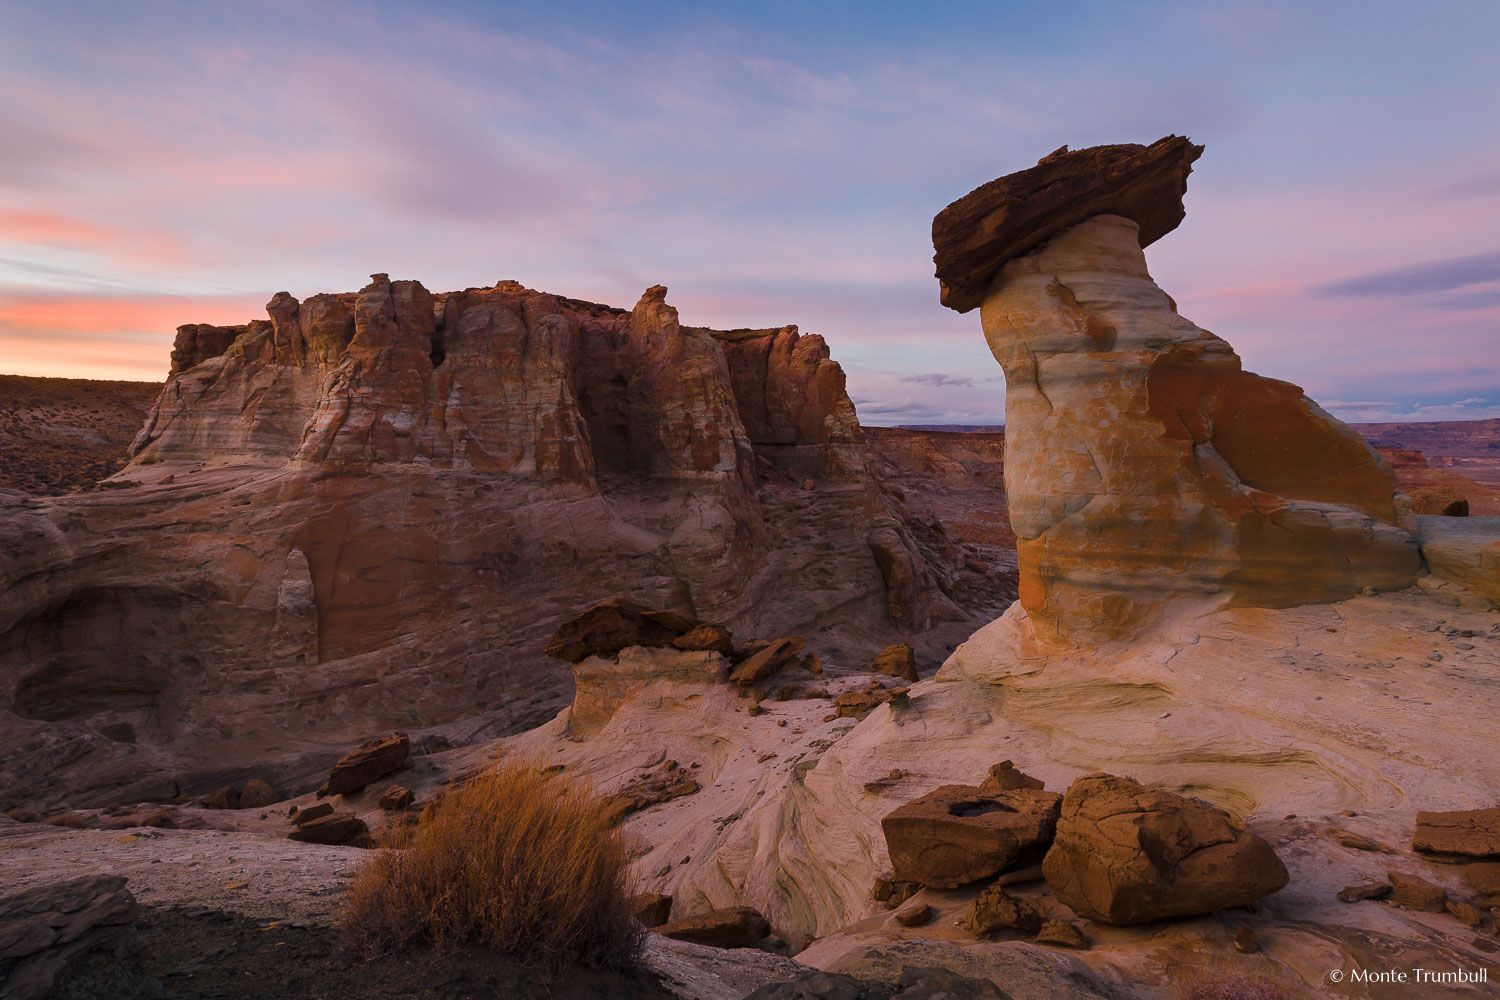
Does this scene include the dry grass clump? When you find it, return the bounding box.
[1172,966,1291,1000]
[342,758,643,971]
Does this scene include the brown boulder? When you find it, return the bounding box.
[933,135,1203,313]
[239,778,278,808]
[203,785,239,810]
[964,885,1043,936]
[1447,900,1482,927]
[1036,919,1088,949]
[729,636,805,686]
[883,784,1061,888]
[600,763,700,825]
[672,623,734,656]
[832,685,908,720]
[1041,774,1288,924]
[1409,485,1469,517]
[655,906,770,948]
[1413,806,1500,857]
[1337,882,1390,903]
[320,732,409,796]
[872,643,919,682]
[979,761,1045,794]
[1387,871,1446,912]
[291,802,333,826]
[544,598,688,664]
[287,811,367,846]
[1465,862,1500,896]
[377,785,413,811]
[631,892,673,928]
[893,901,932,927]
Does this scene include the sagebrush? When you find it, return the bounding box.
[342,759,644,970]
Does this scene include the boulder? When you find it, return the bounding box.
[1409,485,1469,517]
[672,623,734,656]
[1035,919,1088,949]
[1465,862,1500,896]
[377,785,413,811]
[654,906,770,948]
[600,763,699,825]
[872,643,919,682]
[1387,871,1446,912]
[320,733,409,796]
[543,598,688,664]
[893,901,932,927]
[1337,882,1391,903]
[1413,806,1500,857]
[832,685,907,720]
[238,778,279,809]
[729,637,805,686]
[631,893,673,928]
[1041,774,1289,924]
[882,784,1060,888]
[0,876,152,1000]
[290,802,333,826]
[1416,517,1500,602]
[964,885,1044,936]
[286,811,367,846]
[978,761,1045,794]
[1446,900,1482,927]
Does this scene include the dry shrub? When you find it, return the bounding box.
[341,758,643,971]
[1172,966,1291,1000]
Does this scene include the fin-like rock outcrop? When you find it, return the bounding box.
[0,281,990,810]
[935,137,1420,641]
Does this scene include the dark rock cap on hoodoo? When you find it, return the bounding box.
[932,134,1203,313]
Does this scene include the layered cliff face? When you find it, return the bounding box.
[933,137,1421,641]
[0,279,983,809]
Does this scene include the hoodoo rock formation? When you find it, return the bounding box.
[0,280,994,810]
[933,136,1421,641]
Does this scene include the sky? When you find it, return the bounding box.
[1,0,1497,425]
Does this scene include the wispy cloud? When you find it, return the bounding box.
[1314,251,1500,298]
[901,373,975,387]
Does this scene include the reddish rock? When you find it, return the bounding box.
[1042,774,1288,924]
[1036,919,1088,949]
[979,761,1045,794]
[1388,871,1446,912]
[544,599,687,664]
[291,802,334,826]
[631,893,673,928]
[655,906,770,948]
[832,685,907,720]
[1337,882,1390,903]
[239,778,278,809]
[1413,806,1500,857]
[600,764,700,825]
[287,811,367,846]
[883,784,1060,889]
[893,901,932,927]
[872,643,918,682]
[1465,862,1500,896]
[672,623,734,656]
[932,135,1203,313]
[965,885,1044,936]
[377,785,413,811]
[320,733,409,797]
[1447,900,1482,927]
[1409,485,1469,517]
[1233,927,1258,953]
[0,875,143,1000]
[729,637,805,687]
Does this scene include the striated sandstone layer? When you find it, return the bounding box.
[0,279,997,810]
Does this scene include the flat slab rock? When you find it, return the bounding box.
[932,134,1202,312]
[320,732,409,796]
[1041,773,1288,924]
[544,598,701,664]
[882,783,1059,889]
[1412,805,1500,857]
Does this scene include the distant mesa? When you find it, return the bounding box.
[934,136,1422,641]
